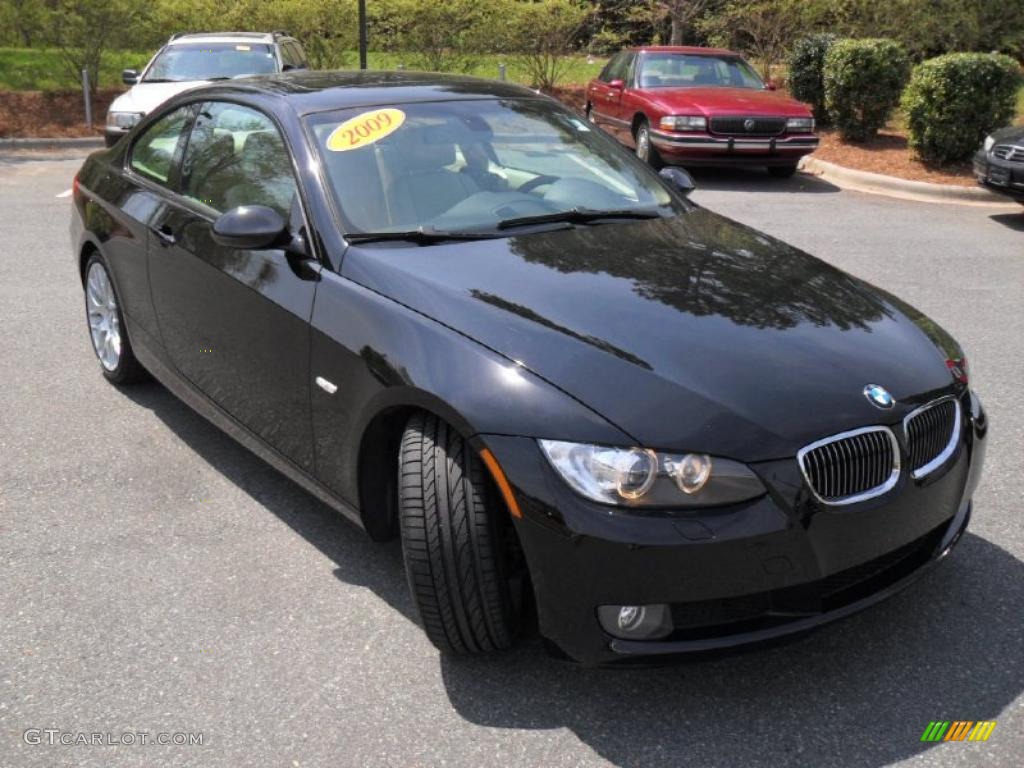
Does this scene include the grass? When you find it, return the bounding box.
[0,46,606,92]
[0,47,152,91]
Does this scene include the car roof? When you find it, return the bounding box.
[167,32,283,46]
[629,45,740,57]
[190,70,544,115]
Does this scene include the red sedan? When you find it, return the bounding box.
[586,46,818,177]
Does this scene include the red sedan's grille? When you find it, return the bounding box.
[709,116,786,136]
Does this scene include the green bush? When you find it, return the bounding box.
[823,38,910,141]
[902,53,1022,164]
[787,34,835,124]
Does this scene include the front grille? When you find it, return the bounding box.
[992,144,1024,162]
[798,427,899,504]
[709,116,786,136]
[904,397,960,478]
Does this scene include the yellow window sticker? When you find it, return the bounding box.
[326,108,406,152]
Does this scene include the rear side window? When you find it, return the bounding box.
[129,106,192,184]
[179,102,297,217]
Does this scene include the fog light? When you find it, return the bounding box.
[597,604,673,640]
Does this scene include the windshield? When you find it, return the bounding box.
[306,98,676,235]
[143,42,277,82]
[638,54,764,89]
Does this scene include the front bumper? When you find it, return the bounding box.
[973,149,1024,201]
[482,390,987,665]
[650,130,819,167]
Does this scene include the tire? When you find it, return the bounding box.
[83,253,148,385]
[634,119,663,169]
[584,103,593,122]
[768,164,799,178]
[398,412,524,655]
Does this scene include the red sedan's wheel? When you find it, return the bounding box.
[634,120,663,170]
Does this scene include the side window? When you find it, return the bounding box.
[180,102,297,218]
[599,53,624,83]
[623,54,637,87]
[606,53,630,83]
[290,42,308,68]
[280,42,298,69]
[129,106,192,185]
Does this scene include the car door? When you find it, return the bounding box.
[147,99,319,471]
[588,53,628,129]
[113,105,195,345]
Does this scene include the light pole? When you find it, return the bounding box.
[358,0,367,70]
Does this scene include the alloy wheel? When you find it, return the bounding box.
[86,261,122,371]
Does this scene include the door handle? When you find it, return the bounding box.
[153,225,176,246]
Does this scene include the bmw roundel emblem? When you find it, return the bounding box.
[863,384,895,409]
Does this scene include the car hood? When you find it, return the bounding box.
[644,87,810,117]
[108,81,208,115]
[341,210,963,461]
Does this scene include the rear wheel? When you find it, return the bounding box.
[83,253,148,385]
[768,164,799,178]
[398,412,525,655]
[634,119,663,170]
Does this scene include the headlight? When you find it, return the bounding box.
[538,440,766,507]
[983,135,995,152]
[659,115,707,132]
[106,111,143,130]
[786,117,815,132]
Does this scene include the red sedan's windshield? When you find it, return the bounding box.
[638,54,764,89]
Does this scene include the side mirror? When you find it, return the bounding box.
[659,167,696,196]
[764,80,778,91]
[608,78,625,90]
[212,205,287,250]
[122,69,139,86]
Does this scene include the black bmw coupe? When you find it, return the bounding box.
[71,71,986,665]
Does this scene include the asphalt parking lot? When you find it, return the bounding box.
[1,149,1022,768]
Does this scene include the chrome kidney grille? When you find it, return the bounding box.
[904,397,961,479]
[798,426,900,505]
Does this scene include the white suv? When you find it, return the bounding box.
[105,31,308,146]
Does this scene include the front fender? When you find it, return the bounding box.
[308,269,630,508]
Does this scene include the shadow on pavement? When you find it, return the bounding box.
[989,211,1024,231]
[688,166,841,195]
[122,380,1022,768]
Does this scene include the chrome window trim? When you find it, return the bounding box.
[797,425,901,506]
[903,395,962,480]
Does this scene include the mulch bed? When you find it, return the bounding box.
[813,129,975,185]
[0,89,119,138]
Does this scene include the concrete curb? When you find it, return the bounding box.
[799,155,1016,208]
[1,136,104,150]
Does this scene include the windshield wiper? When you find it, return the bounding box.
[496,207,665,231]
[345,226,502,245]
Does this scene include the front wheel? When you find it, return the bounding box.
[398,412,526,655]
[634,119,663,170]
[768,164,799,178]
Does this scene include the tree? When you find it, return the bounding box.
[51,0,149,93]
[506,0,592,90]
[646,1,713,46]
[699,0,813,79]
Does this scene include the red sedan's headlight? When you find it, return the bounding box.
[786,117,816,132]
[659,115,707,132]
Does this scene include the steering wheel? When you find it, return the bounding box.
[517,174,560,194]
